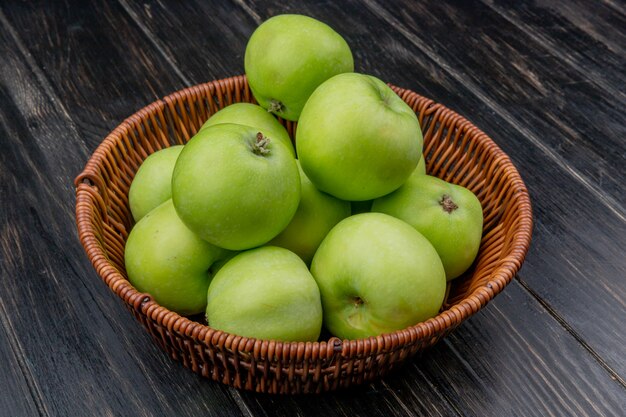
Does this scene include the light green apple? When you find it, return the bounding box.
[206,246,323,342]
[128,145,183,221]
[172,123,300,250]
[269,160,351,264]
[199,103,295,156]
[245,14,354,121]
[348,155,424,215]
[372,175,483,281]
[415,155,426,175]
[296,73,423,201]
[311,213,446,339]
[124,199,232,315]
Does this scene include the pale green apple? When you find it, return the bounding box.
[245,14,354,121]
[128,145,183,221]
[349,155,424,215]
[311,213,446,339]
[269,160,350,264]
[171,123,300,250]
[415,155,426,176]
[206,246,323,342]
[199,103,295,156]
[372,175,483,281]
[296,73,423,201]
[124,199,231,315]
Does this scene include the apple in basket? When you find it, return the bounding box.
[347,155,426,216]
[206,246,323,342]
[171,123,300,251]
[245,14,354,121]
[372,175,484,281]
[311,212,446,340]
[269,160,351,265]
[128,145,183,222]
[296,72,423,201]
[415,155,426,176]
[124,199,232,315]
[198,102,295,156]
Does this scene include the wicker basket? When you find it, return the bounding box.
[75,75,532,394]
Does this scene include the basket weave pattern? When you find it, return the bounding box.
[75,75,532,394]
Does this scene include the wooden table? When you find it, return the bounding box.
[1,1,624,416]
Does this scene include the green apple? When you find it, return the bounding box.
[415,155,426,175]
[296,73,423,201]
[372,175,483,281]
[311,213,446,339]
[269,160,350,264]
[206,246,323,342]
[199,103,295,156]
[348,156,424,216]
[124,199,231,315]
[172,123,300,250]
[245,14,354,121]
[128,145,183,221]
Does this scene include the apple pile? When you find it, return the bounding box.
[124,14,483,342]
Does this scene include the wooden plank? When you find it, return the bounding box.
[364,0,626,210]
[115,0,626,415]
[117,0,251,82]
[237,383,460,417]
[0,1,183,136]
[0,5,245,417]
[413,283,626,417]
[528,0,626,57]
[481,0,626,95]
[0,314,43,417]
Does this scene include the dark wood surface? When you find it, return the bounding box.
[0,1,624,416]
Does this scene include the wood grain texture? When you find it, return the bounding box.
[530,0,626,57]
[0,0,625,416]
[0,313,42,417]
[481,0,626,95]
[0,0,184,147]
[0,3,244,417]
[364,0,626,211]
[413,283,626,417]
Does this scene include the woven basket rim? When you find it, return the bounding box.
[75,75,533,359]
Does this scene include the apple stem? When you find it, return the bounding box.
[439,194,459,213]
[251,132,271,156]
[353,296,364,307]
[267,99,284,114]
